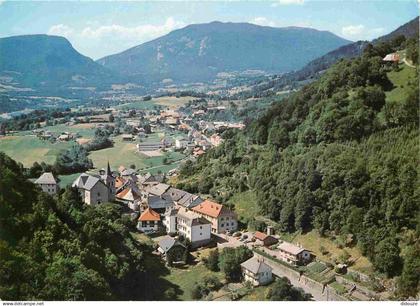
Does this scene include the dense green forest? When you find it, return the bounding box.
[0,152,178,300]
[177,38,419,298]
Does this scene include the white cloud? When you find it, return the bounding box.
[342,24,386,40]
[342,24,365,37]
[271,0,304,7]
[0,0,5,6]
[250,17,277,27]
[46,17,185,59]
[80,17,184,41]
[48,24,74,38]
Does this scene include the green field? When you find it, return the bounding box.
[0,130,184,176]
[279,230,373,275]
[58,172,82,188]
[39,123,97,139]
[228,191,259,222]
[116,96,194,111]
[88,135,185,173]
[385,63,417,103]
[163,263,225,300]
[0,135,72,166]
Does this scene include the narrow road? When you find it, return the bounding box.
[261,256,326,301]
[214,233,331,301]
[403,58,416,68]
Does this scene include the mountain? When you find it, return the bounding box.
[0,34,117,93]
[97,21,351,84]
[290,17,419,81]
[244,16,419,96]
[175,38,419,298]
[373,16,419,44]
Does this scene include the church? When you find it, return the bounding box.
[72,162,116,205]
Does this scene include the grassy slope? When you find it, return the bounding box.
[88,135,186,173]
[58,172,82,188]
[228,190,259,222]
[163,264,225,300]
[385,63,416,102]
[116,96,193,111]
[0,135,71,166]
[39,123,97,139]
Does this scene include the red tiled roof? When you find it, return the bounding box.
[192,199,234,218]
[139,207,161,221]
[254,231,268,241]
[115,176,126,188]
[116,188,130,198]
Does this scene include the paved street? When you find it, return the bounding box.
[214,232,329,301]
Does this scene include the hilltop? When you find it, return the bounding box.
[97,21,350,84]
[0,34,118,95]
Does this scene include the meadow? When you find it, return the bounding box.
[0,135,71,166]
[116,96,195,111]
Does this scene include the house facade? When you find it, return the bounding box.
[254,231,278,246]
[241,257,273,286]
[175,207,212,247]
[277,241,312,265]
[137,207,161,233]
[157,236,187,264]
[72,173,110,205]
[192,199,237,234]
[34,172,59,195]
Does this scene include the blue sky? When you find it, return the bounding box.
[0,1,418,59]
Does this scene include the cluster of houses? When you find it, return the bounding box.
[58,164,239,249]
[33,130,77,142]
[32,167,312,288]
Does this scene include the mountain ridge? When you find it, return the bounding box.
[97,21,351,84]
[0,34,118,94]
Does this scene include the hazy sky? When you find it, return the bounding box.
[0,0,418,60]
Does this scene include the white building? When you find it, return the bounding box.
[175,138,189,149]
[137,207,161,233]
[176,208,211,247]
[72,173,110,205]
[34,172,59,195]
[241,257,273,286]
[277,241,312,265]
[163,207,211,248]
[192,199,238,234]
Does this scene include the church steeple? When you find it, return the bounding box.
[106,161,111,176]
[103,161,115,201]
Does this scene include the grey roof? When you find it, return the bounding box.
[278,241,306,255]
[176,207,211,227]
[158,236,185,254]
[165,187,188,201]
[137,173,163,185]
[35,172,57,185]
[72,173,105,191]
[178,193,203,208]
[121,168,137,176]
[148,183,170,196]
[147,194,174,209]
[241,257,272,274]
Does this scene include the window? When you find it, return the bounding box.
[221,223,224,227]
[221,217,224,221]
[200,226,202,229]
[231,222,234,226]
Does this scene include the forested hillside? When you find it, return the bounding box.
[177,38,419,298]
[0,152,174,300]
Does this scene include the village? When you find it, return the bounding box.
[32,157,383,301]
